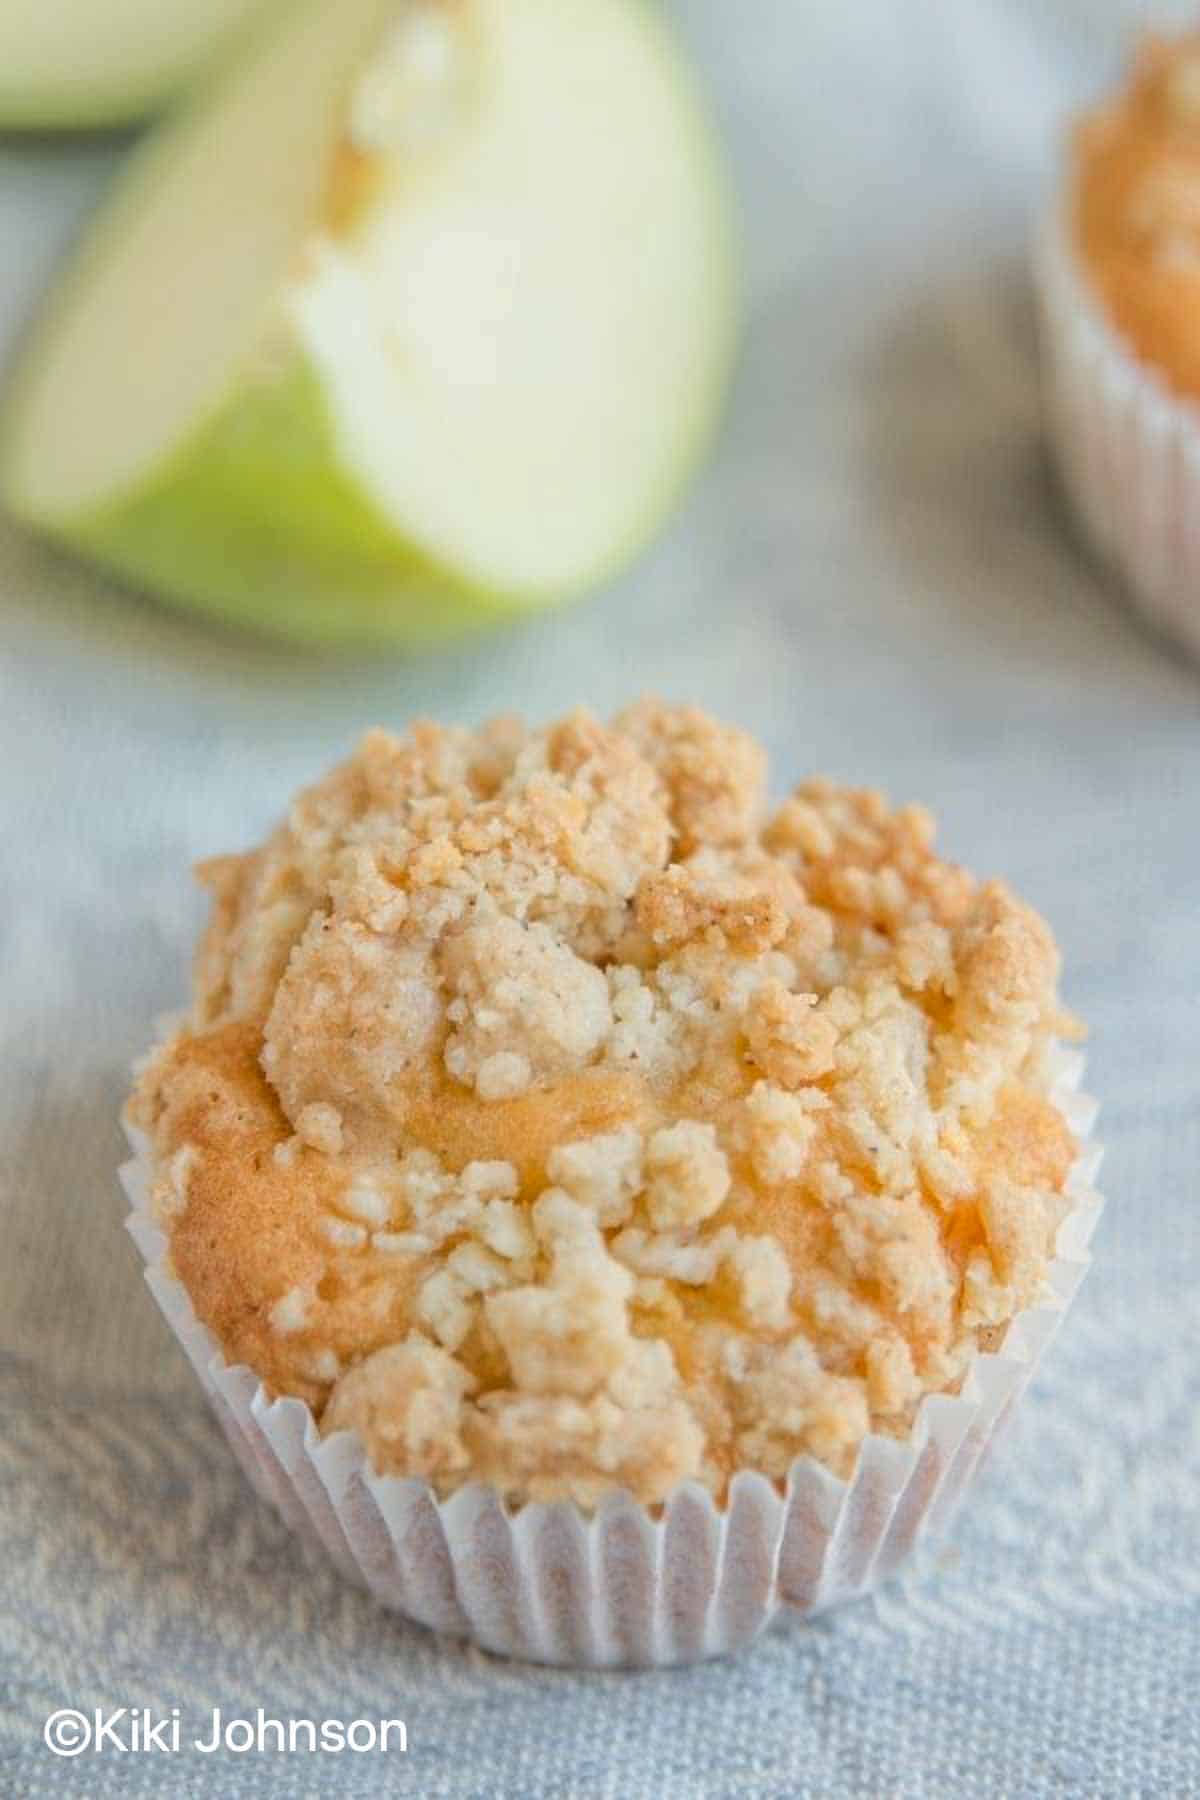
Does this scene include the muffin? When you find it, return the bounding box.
[1038,31,1200,658]
[123,702,1101,1664]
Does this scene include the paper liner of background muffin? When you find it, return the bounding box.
[119,1040,1102,1670]
[1036,193,1200,662]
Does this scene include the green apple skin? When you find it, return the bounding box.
[0,75,212,134]
[62,356,536,648]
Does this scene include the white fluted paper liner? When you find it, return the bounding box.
[119,1049,1102,1668]
[1036,199,1200,661]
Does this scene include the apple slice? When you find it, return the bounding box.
[0,0,277,130]
[0,0,735,646]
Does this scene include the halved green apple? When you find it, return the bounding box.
[0,0,279,130]
[0,0,736,646]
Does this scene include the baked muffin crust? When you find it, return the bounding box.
[129,702,1079,1507]
[1074,32,1200,401]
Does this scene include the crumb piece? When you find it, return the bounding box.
[546,1128,643,1227]
[462,1387,704,1508]
[634,865,786,953]
[739,1082,826,1185]
[606,1336,680,1409]
[725,1235,792,1330]
[960,1249,1015,1331]
[417,1269,475,1351]
[372,1231,433,1255]
[263,921,442,1130]
[643,1122,730,1230]
[398,1148,449,1215]
[269,1287,312,1336]
[442,914,612,1096]
[864,1336,920,1414]
[632,1276,674,1309]
[475,1200,536,1263]
[977,1176,1050,1308]
[894,922,954,994]
[615,699,767,851]
[460,1161,519,1202]
[953,882,1059,1036]
[727,1337,870,1479]
[304,1348,342,1385]
[611,1224,737,1285]
[320,1216,368,1250]
[294,1103,344,1157]
[486,1192,633,1397]
[327,845,409,933]
[343,1175,392,1229]
[745,981,838,1086]
[154,1144,198,1221]
[445,1241,513,1295]
[473,1052,533,1101]
[322,1337,476,1483]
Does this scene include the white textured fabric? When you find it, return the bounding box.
[2,2,1198,1794]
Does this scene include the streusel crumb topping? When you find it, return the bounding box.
[129,701,1080,1506]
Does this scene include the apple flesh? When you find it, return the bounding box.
[0,0,736,646]
[0,0,278,130]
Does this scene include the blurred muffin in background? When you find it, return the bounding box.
[1038,32,1200,660]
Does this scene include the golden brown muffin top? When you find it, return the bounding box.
[1074,32,1200,400]
[129,701,1079,1507]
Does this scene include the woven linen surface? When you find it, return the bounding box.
[2,2,1198,1795]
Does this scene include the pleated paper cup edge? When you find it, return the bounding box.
[119,1048,1102,1667]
